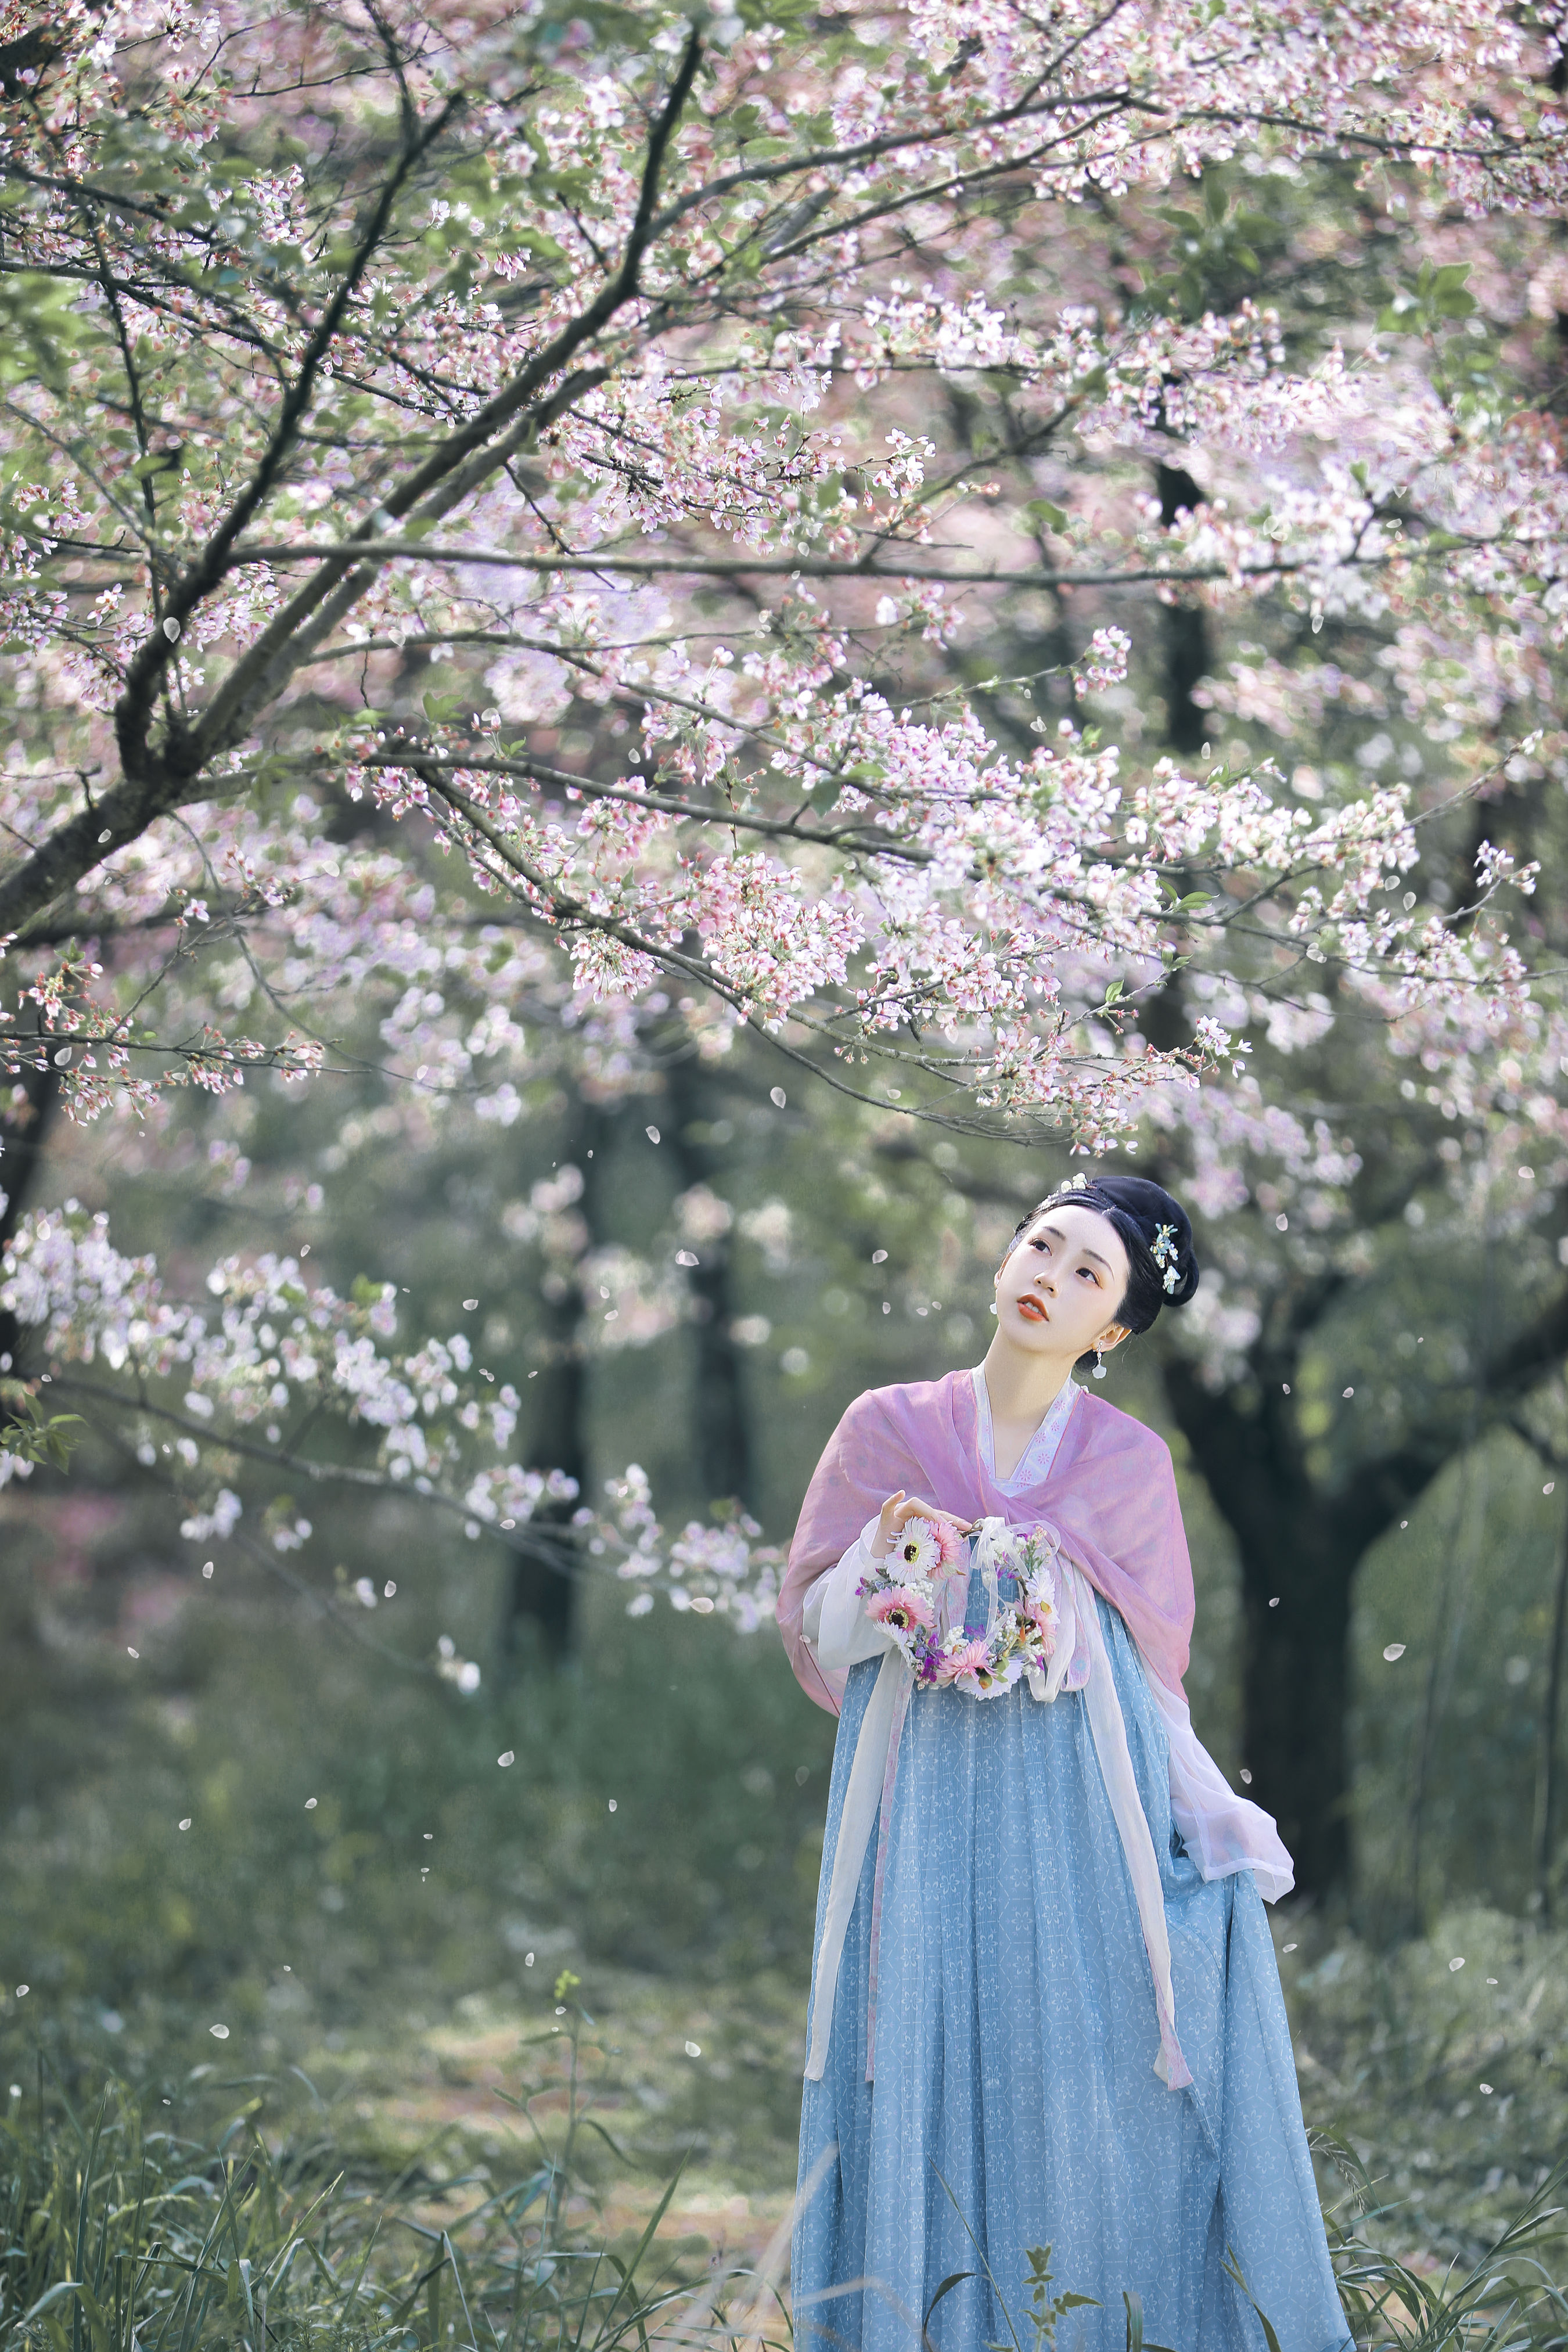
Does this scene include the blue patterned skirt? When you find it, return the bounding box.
[793,1591,1350,2352]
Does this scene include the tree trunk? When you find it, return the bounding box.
[1161,1355,1354,1895]
[1155,462,1211,756]
[504,1096,609,1662]
[507,1282,588,1662]
[1236,1513,1353,1897]
[0,1058,59,1389]
[663,1052,754,1513]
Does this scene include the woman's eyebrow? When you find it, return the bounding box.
[1037,1221,1111,1272]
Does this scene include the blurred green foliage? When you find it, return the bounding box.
[5,1016,1568,2291]
[0,1976,1563,2352]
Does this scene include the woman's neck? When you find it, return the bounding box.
[979,1332,1074,1430]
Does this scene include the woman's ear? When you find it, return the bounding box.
[1096,1322,1132,1353]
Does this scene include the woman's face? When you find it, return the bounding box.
[993,1202,1132,1362]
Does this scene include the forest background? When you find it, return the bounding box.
[3,0,1568,2325]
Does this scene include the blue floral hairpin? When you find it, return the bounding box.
[1150,1222,1181,1294]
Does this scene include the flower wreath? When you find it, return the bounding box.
[855,1513,1061,1697]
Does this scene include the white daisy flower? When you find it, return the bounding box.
[895,1519,941,1578]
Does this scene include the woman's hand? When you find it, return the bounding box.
[872,1491,973,1561]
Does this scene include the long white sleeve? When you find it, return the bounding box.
[1141,1671,1295,1902]
[801,1518,889,1672]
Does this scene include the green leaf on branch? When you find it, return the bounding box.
[0,1382,84,1471]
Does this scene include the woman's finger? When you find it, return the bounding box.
[893,1497,973,1534]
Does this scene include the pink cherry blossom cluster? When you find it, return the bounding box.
[0,0,1563,1467]
[0,1196,757,1603]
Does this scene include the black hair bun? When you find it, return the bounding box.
[1037,1168,1200,1334]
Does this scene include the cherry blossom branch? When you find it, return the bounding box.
[220,537,1369,589]
[3,1205,779,1632]
[114,96,469,781]
[186,34,707,767]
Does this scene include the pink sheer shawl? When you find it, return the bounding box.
[778,1371,1194,1713]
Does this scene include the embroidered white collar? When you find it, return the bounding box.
[970,1365,1079,1491]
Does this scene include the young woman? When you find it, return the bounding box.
[777,1172,1348,2352]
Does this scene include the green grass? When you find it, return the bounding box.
[5,1477,1568,2347]
[0,2001,785,2352]
[1,1986,1566,2352]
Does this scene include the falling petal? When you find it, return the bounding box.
[15,1987,28,1998]
[210,2023,229,2039]
[1383,1643,1406,1662]
[1450,1957,1465,1972]
[1479,2083,1493,2094]
[607,1799,618,1812]
[1282,1943,1297,1954]
[463,1298,479,1311]
[178,1818,192,1832]
[202,1562,214,1579]
[498,1750,515,1767]
[872,1249,888,1264]
[685,2040,702,2057]
[127,1646,139,1658]
[305,1797,317,1810]
[646,1125,660,1144]
[384,1580,397,1597]
[769,1087,786,1107]
[1238,1769,1252,1785]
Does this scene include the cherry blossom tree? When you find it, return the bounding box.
[3,0,1568,1815]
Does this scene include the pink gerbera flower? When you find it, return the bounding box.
[866,1584,936,1635]
[1023,1598,1058,1655]
[930,1517,965,1569]
[893,1513,966,1578]
[935,1635,990,1689]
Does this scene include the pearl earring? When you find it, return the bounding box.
[1093,1347,1107,1380]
